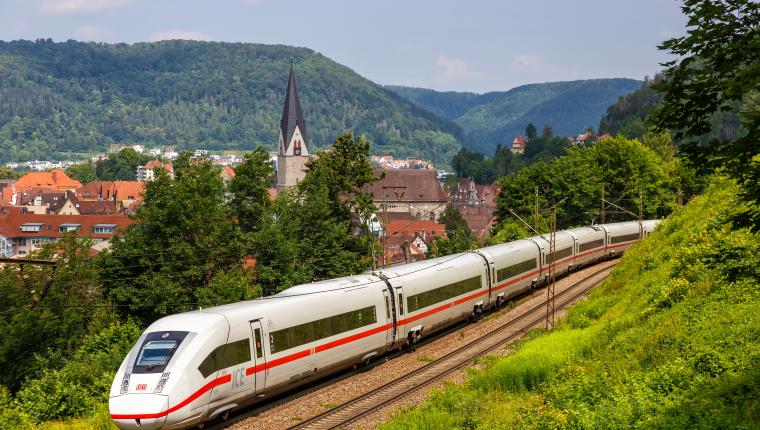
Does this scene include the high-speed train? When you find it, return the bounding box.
[109,220,659,429]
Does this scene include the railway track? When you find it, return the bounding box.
[286,263,616,430]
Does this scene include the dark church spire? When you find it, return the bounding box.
[280,58,308,152]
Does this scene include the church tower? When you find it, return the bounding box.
[276,59,311,189]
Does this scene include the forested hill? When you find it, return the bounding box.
[387,78,641,155]
[0,39,462,164]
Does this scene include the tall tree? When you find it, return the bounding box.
[654,0,760,230]
[428,204,475,257]
[252,132,378,295]
[228,147,273,235]
[65,162,96,184]
[525,123,537,140]
[100,153,251,322]
[542,123,554,138]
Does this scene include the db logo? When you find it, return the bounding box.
[136,384,148,391]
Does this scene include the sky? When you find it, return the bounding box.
[0,0,687,93]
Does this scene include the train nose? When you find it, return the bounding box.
[110,394,169,430]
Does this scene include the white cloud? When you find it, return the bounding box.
[40,0,133,14]
[149,29,212,42]
[74,25,116,41]
[512,53,544,72]
[435,55,482,86]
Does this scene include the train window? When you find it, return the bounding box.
[198,339,251,378]
[546,247,573,264]
[579,239,604,252]
[253,328,263,359]
[133,331,188,374]
[610,233,640,244]
[497,259,536,282]
[407,276,481,313]
[269,306,377,354]
[398,293,404,315]
[384,296,391,320]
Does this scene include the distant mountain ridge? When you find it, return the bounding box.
[387,78,642,155]
[0,40,462,164]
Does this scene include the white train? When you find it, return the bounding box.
[109,220,659,429]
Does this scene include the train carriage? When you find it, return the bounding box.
[529,231,576,280]
[566,226,606,267]
[475,240,540,304]
[376,252,489,346]
[601,221,643,257]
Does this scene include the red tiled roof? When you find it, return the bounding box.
[76,181,145,202]
[143,160,173,172]
[513,136,528,145]
[386,219,445,244]
[458,206,497,239]
[15,169,82,191]
[364,169,447,202]
[0,209,133,240]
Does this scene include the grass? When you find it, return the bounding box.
[380,177,760,430]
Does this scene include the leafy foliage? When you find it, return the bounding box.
[65,162,97,184]
[252,132,378,295]
[388,79,642,155]
[94,149,150,181]
[494,135,680,233]
[99,153,252,323]
[450,133,568,185]
[0,40,462,165]
[381,177,760,429]
[653,0,760,231]
[427,205,475,258]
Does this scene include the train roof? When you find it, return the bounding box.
[275,274,384,296]
[476,239,537,254]
[375,252,480,279]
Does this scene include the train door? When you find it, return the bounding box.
[382,288,395,345]
[394,285,406,342]
[249,320,267,393]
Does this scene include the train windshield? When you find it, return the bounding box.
[133,331,189,373]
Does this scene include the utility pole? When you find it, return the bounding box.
[676,186,683,207]
[600,185,606,224]
[638,189,644,238]
[534,186,540,232]
[0,257,57,308]
[546,208,557,329]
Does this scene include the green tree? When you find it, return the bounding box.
[252,132,378,294]
[100,153,252,322]
[542,124,553,138]
[95,148,150,181]
[0,236,111,391]
[228,147,273,234]
[65,162,97,184]
[428,205,475,257]
[0,167,20,180]
[525,123,537,140]
[654,0,760,230]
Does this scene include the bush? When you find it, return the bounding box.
[14,320,142,423]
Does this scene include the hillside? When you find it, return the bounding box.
[381,177,760,429]
[0,40,462,164]
[387,78,641,155]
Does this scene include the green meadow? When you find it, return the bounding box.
[381,177,759,429]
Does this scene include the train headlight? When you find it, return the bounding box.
[154,372,170,393]
[120,373,130,394]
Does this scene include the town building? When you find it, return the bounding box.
[276,61,311,189]
[136,160,174,182]
[14,169,82,193]
[364,169,448,220]
[76,181,145,212]
[511,136,527,154]
[0,206,132,257]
